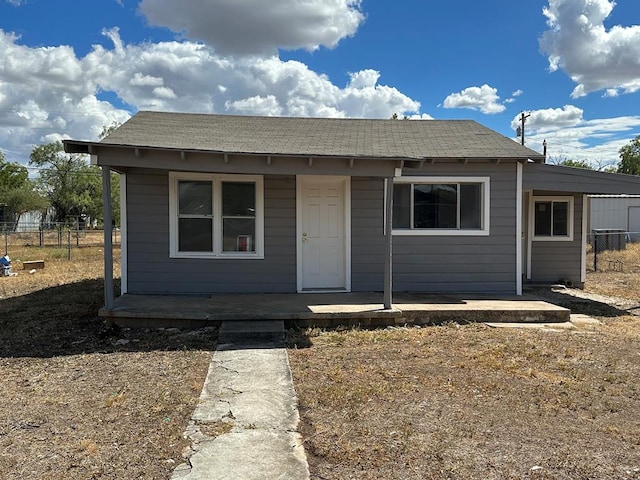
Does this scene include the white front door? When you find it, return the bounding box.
[297,176,350,292]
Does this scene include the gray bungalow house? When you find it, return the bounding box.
[64,112,640,311]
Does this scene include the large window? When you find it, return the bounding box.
[532,196,573,241]
[392,177,490,235]
[169,173,264,258]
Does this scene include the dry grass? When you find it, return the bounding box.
[0,244,216,480]
[289,250,640,480]
[290,320,640,479]
[3,239,640,479]
[584,243,640,299]
[587,242,640,274]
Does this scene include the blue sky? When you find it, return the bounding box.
[1,0,639,169]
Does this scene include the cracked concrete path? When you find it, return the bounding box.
[172,322,310,480]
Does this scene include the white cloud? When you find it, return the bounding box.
[0,28,423,164]
[442,84,506,114]
[348,69,380,89]
[0,30,131,163]
[540,0,640,98]
[152,86,177,99]
[510,105,584,132]
[408,113,434,120]
[511,106,640,168]
[504,90,523,105]
[129,73,164,87]
[138,0,365,55]
[226,95,283,116]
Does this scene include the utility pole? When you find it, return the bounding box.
[516,112,530,146]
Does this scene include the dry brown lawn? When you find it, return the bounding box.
[2,239,640,479]
[288,245,640,480]
[0,244,216,480]
[585,243,640,300]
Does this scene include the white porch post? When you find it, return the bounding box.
[516,162,523,295]
[102,166,114,310]
[581,194,589,285]
[384,177,394,309]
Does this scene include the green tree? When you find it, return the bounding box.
[0,150,48,229]
[29,142,118,226]
[99,123,122,227]
[559,159,594,170]
[617,135,640,175]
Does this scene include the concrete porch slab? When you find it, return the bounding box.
[99,292,570,328]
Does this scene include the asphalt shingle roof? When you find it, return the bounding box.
[100,111,544,161]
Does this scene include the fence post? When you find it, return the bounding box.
[67,229,71,260]
[4,230,7,256]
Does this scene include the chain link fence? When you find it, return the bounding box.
[1,222,120,261]
[588,230,640,273]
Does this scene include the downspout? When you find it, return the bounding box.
[383,176,394,309]
[102,166,114,310]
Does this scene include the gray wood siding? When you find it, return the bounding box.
[530,193,583,285]
[126,167,521,295]
[351,177,386,291]
[394,164,517,293]
[351,164,519,293]
[126,171,297,294]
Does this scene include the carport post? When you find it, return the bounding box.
[102,166,114,310]
[384,176,393,309]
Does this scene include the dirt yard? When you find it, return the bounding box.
[288,250,640,479]
[0,244,216,480]
[2,240,640,479]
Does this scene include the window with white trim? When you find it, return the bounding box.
[532,196,573,241]
[392,177,490,235]
[169,172,264,258]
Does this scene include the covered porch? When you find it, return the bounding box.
[99,291,570,329]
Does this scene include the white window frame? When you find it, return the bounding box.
[531,195,574,242]
[392,176,490,236]
[169,172,264,259]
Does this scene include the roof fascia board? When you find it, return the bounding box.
[524,162,640,194]
[64,140,540,164]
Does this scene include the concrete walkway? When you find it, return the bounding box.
[485,313,602,332]
[171,321,310,480]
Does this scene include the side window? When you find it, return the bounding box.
[532,197,573,241]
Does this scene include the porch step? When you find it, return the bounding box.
[219,320,285,344]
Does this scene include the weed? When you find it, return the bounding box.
[104,385,128,407]
[80,439,99,456]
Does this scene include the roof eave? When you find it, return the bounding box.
[64,140,541,164]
